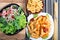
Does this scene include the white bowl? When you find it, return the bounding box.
[26,12,54,40]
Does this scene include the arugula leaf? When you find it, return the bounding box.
[14,20,21,29]
[0,17,6,23]
[27,22,30,25]
[14,12,26,29]
[33,14,38,18]
[46,13,49,17]
[5,8,9,11]
[27,32,30,38]
[18,7,22,14]
[42,39,47,40]
[0,23,3,28]
[12,5,18,9]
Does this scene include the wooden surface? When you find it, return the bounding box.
[0,0,26,3]
[0,29,25,40]
[0,0,58,40]
[54,2,58,40]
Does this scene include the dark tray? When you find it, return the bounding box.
[0,3,27,35]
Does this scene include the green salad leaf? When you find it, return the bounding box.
[42,39,47,40]
[46,13,49,17]
[15,11,26,29]
[12,5,19,9]
[18,7,22,14]
[0,23,3,28]
[27,32,30,38]
[5,8,9,11]
[33,14,38,18]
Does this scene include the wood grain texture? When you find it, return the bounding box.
[54,2,58,40]
[0,0,26,3]
[0,29,25,40]
[0,0,12,3]
[0,0,58,40]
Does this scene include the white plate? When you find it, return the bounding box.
[26,12,54,40]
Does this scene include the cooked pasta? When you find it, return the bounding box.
[27,0,43,13]
[28,15,50,38]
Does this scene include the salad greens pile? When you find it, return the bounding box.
[0,5,26,34]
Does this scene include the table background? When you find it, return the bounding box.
[58,0,60,40]
[0,0,59,40]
